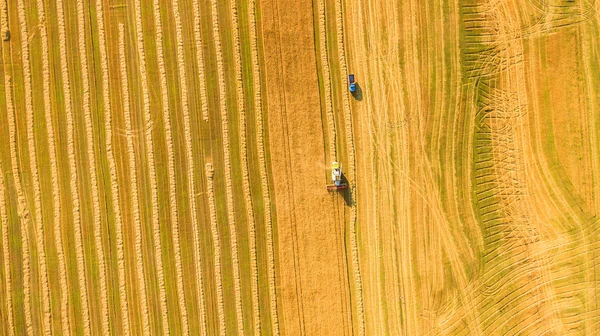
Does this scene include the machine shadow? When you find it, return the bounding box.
[340,173,354,206]
[351,83,363,101]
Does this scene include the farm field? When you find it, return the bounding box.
[0,0,600,335]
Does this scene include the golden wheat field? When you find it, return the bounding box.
[0,0,599,334]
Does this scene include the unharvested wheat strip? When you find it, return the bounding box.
[248,0,280,334]
[191,0,209,122]
[76,0,110,333]
[229,0,260,332]
[317,0,336,163]
[334,1,365,334]
[15,0,52,333]
[4,74,33,336]
[36,0,70,333]
[169,1,206,334]
[1,106,15,336]
[209,0,245,333]
[118,24,151,335]
[205,164,226,336]
[97,3,131,332]
[248,0,280,333]
[132,0,170,332]
[56,0,92,333]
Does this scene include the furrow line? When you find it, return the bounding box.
[16,0,52,332]
[132,0,170,331]
[4,74,33,335]
[96,2,131,332]
[0,126,15,336]
[317,0,337,163]
[118,24,151,335]
[210,0,245,333]
[36,0,70,332]
[205,164,227,336]
[229,0,261,333]
[248,0,280,333]
[76,0,110,333]
[334,0,365,334]
[191,0,209,122]
[56,0,92,332]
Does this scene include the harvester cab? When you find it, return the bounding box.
[327,162,348,191]
[348,74,357,93]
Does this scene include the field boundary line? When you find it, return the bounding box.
[317,0,336,163]
[191,0,210,122]
[56,0,93,332]
[96,2,131,332]
[36,0,71,332]
[206,164,227,336]
[229,0,261,332]
[76,0,110,333]
[132,0,171,332]
[334,0,365,334]
[16,0,53,332]
[248,0,280,333]
[118,23,151,335]
[209,0,245,333]
[0,107,15,336]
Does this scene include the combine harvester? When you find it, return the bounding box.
[348,74,357,92]
[327,162,348,191]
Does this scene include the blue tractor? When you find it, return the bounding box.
[349,74,357,92]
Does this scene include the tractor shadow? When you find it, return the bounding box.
[351,83,363,101]
[340,173,354,206]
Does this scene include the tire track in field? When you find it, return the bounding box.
[96,2,131,334]
[205,164,227,336]
[36,0,70,332]
[16,0,52,332]
[191,0,210,122]
[0,149,15,336]
[248,0,280,333]
[229,0,261,332]
[209,0,245,333]
[131,0,170,331]
[317,0,337,163]
[56,0,92,332]
[118,24,151,335]
[76,1,110,333]
[333,0,365,333]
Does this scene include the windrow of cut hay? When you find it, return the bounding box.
[36,0,70,332]
[229,0,260,332]
[4,74,33,335]
[334,0,365,334]
[119,23,151,335]
[317,0,336,163]
[0,0,6,37]
[248,0,280,333]
[57,0,92,332]
[97,2,131,332]
[205,164,226,335]
[0,122,15,336]
[16,0,52,332]
[132,0,171,332]
[209,0,245,333]
[170,0,206,334]
[191,0,209,122]
[76,0,110,333]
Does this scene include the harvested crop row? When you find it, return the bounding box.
[16,0,52,333]
[248,0,280,333]
[4,74,33,335]
[229,0,260,332]
[56,0,92,332]
[36,0,70,332]
[97,3,131,332]
[169,0,205,334]
[209,0,245,333]
[205,164,226,336]
[76,0,110,333]
[118,23,151,335]
[334,0,365,334]
[0,106,15,336]
[132,0,172,332]
[317,0,336,163]
[191,0,209,122]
